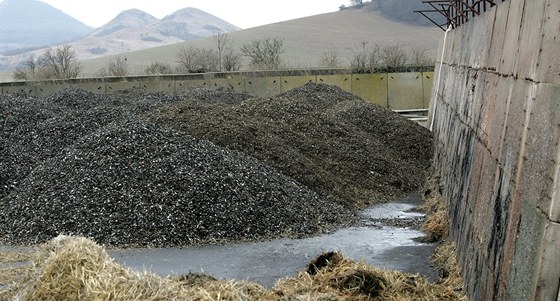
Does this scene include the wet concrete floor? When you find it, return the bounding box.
[109,193,437,288]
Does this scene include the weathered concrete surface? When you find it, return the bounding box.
[0,70,434,109]
[387,72,424,110]
[429,0,560,300]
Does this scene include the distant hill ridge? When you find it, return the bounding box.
[78,7,442,75]
[91,7,239,41]
[0,1,240,70]
[0,0,442,75]
[0,0,93,55]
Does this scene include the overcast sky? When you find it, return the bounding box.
[28,0,351,29]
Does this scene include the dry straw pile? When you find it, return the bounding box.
[2,235,466,301]
[13,236,274,300]
[418,174,466,296]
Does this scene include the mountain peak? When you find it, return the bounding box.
[162,7,215,21]
[90,9,158,38]
[118,9,158,21]
[111,8,159,26]
[155,7,240,40]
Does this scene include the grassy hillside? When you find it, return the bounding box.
[81,9,441,76]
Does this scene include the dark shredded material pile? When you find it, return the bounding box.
[152,83,433,208]
[0,83,432,247]
[2,119,353,246]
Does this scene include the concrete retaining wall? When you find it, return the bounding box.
[429,0,560,300]
[0,70,433,109]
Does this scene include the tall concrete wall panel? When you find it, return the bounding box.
[352,73,388,106]
[141,78,175,93]
[175,79,207,92]
[387,72,424,110]
[429,0,560,299]
[280,75,316,92]
[105,79,144,93]
[537,0,560,84]
[422,72,434,108]
[1,83,35,95]
[317,74,352,93]
[245,76,281,98]
[208,74,247,93]
[1,70,434,109]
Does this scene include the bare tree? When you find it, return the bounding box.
[97,55,129,77]
[107,55,129,76]
[381,44,408,70]
[319,50,341,68]
[240,37,285,70]
[222,50,242,71]
[177,47,198,72]
[144,62,175,75]
[214,32,233,71]
[350,41,381,72]
[176,47,219,73]
[366,44,381,70]
[13,45,81,80]
[195,48,220,72]
[409,46,434,67]
[13,54,40,80]
[40,45,82,79]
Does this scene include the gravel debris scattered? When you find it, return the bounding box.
[0,83,432,247]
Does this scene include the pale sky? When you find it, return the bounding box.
[28,0,352,29]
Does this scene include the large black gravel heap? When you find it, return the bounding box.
[152,83,434,209]
[0,84,432,247]
[0,89,182,200]
[1,119,354,246]
[0,88,358,247]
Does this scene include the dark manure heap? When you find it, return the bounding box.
[0,83,432,247]
[152,83,433,209]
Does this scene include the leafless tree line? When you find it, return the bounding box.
[13,35,433,81]
[322,42,434,71]
[13,45,82,80]
[106,34,285,76]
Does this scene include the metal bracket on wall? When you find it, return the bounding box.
[415,0,507,30]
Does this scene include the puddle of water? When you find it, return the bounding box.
[111,226,434,287]
[110,195,436,288]
[0,194,437,289]
[362,202,425,220]
[362,193,425,220]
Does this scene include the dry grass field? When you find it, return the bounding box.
[0,71,11,82]
[80,8,442,76]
